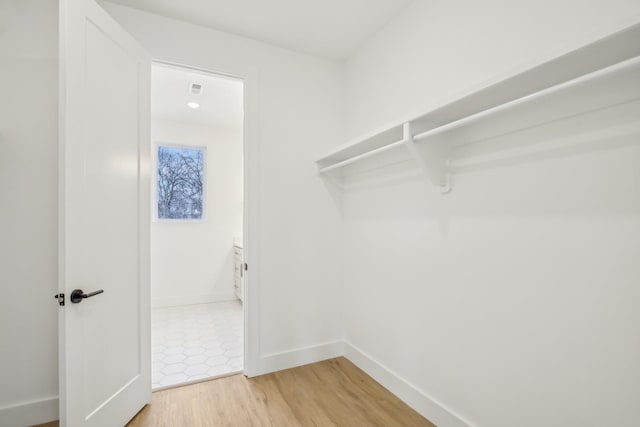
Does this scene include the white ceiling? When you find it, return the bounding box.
[105,0,413,60]
[151,64,244,129]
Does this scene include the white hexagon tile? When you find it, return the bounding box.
[151,300,243,390]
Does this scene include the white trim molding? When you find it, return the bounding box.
[256,341,345,376]
[0,396,58,427]
[344,341,474,427]
[1,342,469,427]
[252,339,473,426]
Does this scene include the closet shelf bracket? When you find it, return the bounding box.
[402,122,451,194]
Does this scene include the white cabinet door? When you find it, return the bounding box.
[58,0,151,425]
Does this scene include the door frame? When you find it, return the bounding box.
[150,59,260,378]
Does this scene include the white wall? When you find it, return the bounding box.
[9,1,639,425]
[100,2,345,373]
[151,119,243,307]
[0,0,343,423]
[342,1,640,426]
[0,1,59,425]
[346,0,640,137]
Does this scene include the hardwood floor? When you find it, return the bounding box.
[34,357,435,426]
[128,357,434,427]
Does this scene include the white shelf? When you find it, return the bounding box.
[316,23,640,193]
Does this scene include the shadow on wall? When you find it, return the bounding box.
[449,99,640,175]
[338,96,640,220]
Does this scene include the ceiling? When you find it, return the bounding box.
[151,64,244,129]
[105,0,413,61]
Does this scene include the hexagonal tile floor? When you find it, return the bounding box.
[151,300,243,390]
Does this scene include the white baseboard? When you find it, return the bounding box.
[0,342,466,427]
[256,340,344,376]
[151,293,238,308]
[344,341,473,427]
[5,343,466,427]
[0,396,58,427]
[255,340,472,426]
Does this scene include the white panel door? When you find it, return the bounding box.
[58,0,151,425]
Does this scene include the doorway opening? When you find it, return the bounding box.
[149,63,245,390]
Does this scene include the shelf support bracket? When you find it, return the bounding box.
[320,173,344,190]
[402,122,451,194]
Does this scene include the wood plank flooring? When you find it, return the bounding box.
[128,357,434,427]
[34,357,435,427]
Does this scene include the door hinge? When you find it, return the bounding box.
[244,263,248,271]
[54,293,65,306]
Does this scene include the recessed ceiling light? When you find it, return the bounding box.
[187,101,200,109]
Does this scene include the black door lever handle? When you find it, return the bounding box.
[70,288,104,304]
